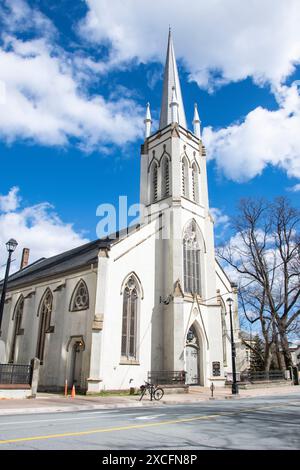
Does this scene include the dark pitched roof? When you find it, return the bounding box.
[1,224,141,291]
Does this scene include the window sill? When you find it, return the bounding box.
[119,359,140,366]
[184,293,203,302]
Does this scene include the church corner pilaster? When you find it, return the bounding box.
[87,247,111,393]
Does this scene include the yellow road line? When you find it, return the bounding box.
[0,414,220,445]
[0,400,298,445]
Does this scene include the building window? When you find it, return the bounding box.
[183,221,202,295]
[121,275,140,360]
[151,162,158,202]
[192,163,199,203]
[36,289,53,364]
[70,279,89,311]
[9,295,24,363]
[162,156,170,197]
[182,157,189,198]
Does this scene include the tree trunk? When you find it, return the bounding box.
[264,347,272,372]
[277,323,293,369]
[273,330,286,371]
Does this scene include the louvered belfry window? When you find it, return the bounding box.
[152,163,158,202]
[192,163,199,203]
[121,276,139,359]
[182,158,189,198]
[183,221,202,296]
[162,157,170,197]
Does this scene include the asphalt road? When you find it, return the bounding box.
[0,394,299,450]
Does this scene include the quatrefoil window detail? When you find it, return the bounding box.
[70,280,89,311]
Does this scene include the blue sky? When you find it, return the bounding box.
[0,0,300,272]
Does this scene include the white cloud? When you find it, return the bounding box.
[287,183,300,192]
[210,207,229,228]
[0,187,89,278]
[79,1,300,181]
[0,2,144,149]
[203,84,300,181]
[1,0,300,181]
[80,0,300,89]
[0,0,55,37]
[0,186,20,212]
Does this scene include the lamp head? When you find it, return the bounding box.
[226,297,233,307]
[6,238,18,253]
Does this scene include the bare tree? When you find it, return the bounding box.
[218,197,300,370]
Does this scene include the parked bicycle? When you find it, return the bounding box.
[139,381,164,401]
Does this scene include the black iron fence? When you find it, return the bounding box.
[240,370,286,382]
[0,363,32,385]
[148,370,186,385]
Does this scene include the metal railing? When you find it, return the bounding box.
[148,370,186,385]
[240,370,286,382]
[0,363,32,385]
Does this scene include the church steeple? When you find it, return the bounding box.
[159,29,187,130]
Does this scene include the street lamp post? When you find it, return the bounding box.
[227,297,239,395]
[0,239,18,334]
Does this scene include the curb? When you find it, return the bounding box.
[0,400,163,416]
[0,396,249,415]
[0,388,298,416]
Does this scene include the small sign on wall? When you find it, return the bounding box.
[212,361,221,377]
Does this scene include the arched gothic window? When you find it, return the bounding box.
[36,289,53,364]
[192,163,199,203]
[183,221,202,295]
[182,157,189,198]
[150,162,158,202]
[70,280,89,311]
[9,295,24,363]
[121,275,140,360]
[162,156,170,197]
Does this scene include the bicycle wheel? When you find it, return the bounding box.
[153,387,164,401]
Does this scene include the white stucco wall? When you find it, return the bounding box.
[94,219,160,391]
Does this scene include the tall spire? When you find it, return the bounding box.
[159,29,187,130]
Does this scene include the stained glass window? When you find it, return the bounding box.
[121,276,139,359]
[183,221,202,295]
[36,289,53,363]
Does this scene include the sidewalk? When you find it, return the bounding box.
[0,385,298,416]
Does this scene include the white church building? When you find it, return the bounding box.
[0,32,242,393]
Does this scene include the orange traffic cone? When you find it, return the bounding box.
[71,384,76,398]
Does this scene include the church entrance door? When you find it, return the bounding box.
[69,340,84,389]
[185,344,200,385]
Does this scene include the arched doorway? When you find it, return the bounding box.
[66,336,85,389]
[185,324,200,385]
